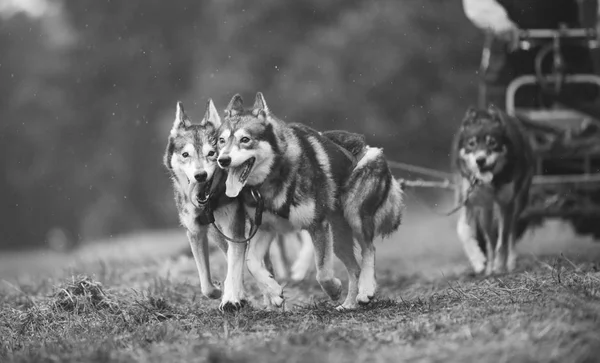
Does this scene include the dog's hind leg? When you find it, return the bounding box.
[290,230,314,282]
[188,228,222,300]
[356,235,377,305]
[268,234,290,280]
[309,221,342,302]
[457,209,486,275]
[330,213,361,310]
[507,202,524,272]
[246,229,285,308]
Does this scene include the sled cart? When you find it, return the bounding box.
[495,26,600,238]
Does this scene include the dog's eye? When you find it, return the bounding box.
[182,152,189,158]
[487,138,497,148]
[219,137,225,144]
[207,150,215,157]
[466,139,477,149]
[240,137,250,144]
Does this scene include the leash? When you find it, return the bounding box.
[389,160,480,217]
[190,185,264,244]
[210,188,264,244]
[398,176,479,217]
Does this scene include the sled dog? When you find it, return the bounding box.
[215,92,404,309]
[452,105,534,275]
[164,100,253,309]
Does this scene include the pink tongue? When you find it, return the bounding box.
[225,167,246,198]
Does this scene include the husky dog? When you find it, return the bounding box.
[164,100,250,307]
[452,105,534,275]
[216,92,404,310]
[165,100,332,310]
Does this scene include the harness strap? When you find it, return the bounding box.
[210,188,264,244]
[189,183,265,244]
[400,177,479,217]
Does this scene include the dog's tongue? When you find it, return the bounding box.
[188,182,199,199]
[225,167,247,198]
[479,172,494,183]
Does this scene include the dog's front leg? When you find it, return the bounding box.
[218,239,248,311]
[308,220,342,302]
[290,230,315,282]
[246,229,284,308]
[493,206,511,274]
[187,229,222,299]
[216,202,248,312]
[506,204,519,272]
[456,209,486,275]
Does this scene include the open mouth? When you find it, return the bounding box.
[478,164,494,173]
[225,157,255,198]
[189,177,213,205]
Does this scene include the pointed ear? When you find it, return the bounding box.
[487,103,504,122]
[461,106,477,127]
[171,101,191,135]
[464,106,477,119]
[224,94,244,117]
[201,98,221,128]
[252,92,269,112]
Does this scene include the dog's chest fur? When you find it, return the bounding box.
[465,178,517,208]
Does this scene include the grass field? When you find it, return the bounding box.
[2,206,600,363]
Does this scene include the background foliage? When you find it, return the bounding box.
[0,0,482,249]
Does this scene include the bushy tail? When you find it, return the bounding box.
[322,130,404,242]
[342,147,404,242]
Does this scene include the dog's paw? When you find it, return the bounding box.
[290,270,308,282]
[357,293,375,306]
[266,294,285,309]
[484,262,494,277]
[357,278,377,305]
[218,299,248,313]
[320,278,342,301]
[472,262,486,275]
[336,302,358,311]
[202,286,222,300]
[507,255,517,272]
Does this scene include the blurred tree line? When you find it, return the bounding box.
[0,0,481,250]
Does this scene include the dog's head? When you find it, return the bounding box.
[217,92,279,198]
[164,100,221,199]
[456,105,510,183]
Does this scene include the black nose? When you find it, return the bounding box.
[476,157,486,167]
[194,172,208,182]
[218,156,231,167]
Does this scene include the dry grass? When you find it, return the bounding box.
[1,213,600,363]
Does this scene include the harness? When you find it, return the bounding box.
[189,170,265,244]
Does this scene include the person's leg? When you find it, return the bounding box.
[480,36,512,110]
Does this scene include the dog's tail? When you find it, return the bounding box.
[323,130,404,243]
[342,147,404,242]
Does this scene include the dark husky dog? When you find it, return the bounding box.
[215,92,404,309]
[452,105,534,275]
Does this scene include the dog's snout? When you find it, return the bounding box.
[194,171,208,182]
[476,157,486,167]
[218,156,231,167]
